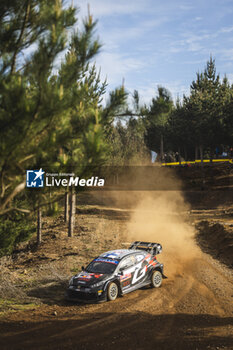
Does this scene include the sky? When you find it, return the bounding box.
[74,0,233,104]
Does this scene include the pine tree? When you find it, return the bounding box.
[144,87,173,161]
[183,57,225,161]
[0,1,106,215]
[167,100,193,161]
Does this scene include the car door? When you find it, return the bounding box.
[118,255,136,291]
[131,252,148,286]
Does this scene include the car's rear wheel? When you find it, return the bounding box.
[107,282,118,301]
[151,270,162,288]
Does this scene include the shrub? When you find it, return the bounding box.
[0,212,35,257]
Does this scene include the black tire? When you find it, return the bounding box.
[107,282,118,301]
[151,270,162,288]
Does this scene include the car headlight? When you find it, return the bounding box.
[91,281,103,289]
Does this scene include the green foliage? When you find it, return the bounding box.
[165,57,233,160]
[107,118,148,165]
[144,86,173,152]
[0,211,35,256]
[0,1,123,215]
[46,202,59,216]
[101,85,128,129]
[184,57,224,148]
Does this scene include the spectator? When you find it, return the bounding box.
[229,147,233,158]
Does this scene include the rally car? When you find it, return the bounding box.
[66,241,166,303]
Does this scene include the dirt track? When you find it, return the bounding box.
[0,193,233,350]
[0,240,233,349]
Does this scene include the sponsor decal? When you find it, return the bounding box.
[122,280,131,287]
[94,257,119,265]
[77,272,92,280]
[77,272,103,281]
[102,252,120,259]
[120,273,131,281]
[148,256,157,267]
[135,254,145,262]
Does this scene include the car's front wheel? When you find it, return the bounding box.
[107,282,118,301]
[151,270,162,288]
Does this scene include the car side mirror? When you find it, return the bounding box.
[81,266,85,271]
[119,268,124,275]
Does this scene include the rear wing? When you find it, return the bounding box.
[129,241,162,256]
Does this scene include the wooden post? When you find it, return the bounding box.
[68,187,76,237]
[37,207,42,245]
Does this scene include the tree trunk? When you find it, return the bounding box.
[49,187,52,213]
[113,173,119,185]
[210,148,213,163]
[64,191,69,223]
[37,207,42,245]
[160,134,164,162]
[68,187,76,237]
[195,145,198,161]
[199,144,205,190]
[200,144,204,165]
[178,147,181,165]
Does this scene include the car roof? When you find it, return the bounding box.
[99,249,147,260]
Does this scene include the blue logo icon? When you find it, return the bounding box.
[26,169,45,188]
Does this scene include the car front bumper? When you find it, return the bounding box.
[65,286,107,303]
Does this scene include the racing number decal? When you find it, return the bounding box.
[131,265,146,284]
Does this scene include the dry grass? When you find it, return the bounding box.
[0,207,128,311]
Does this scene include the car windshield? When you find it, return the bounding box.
[86,258,119,274]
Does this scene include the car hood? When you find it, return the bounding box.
[72,271,110,287]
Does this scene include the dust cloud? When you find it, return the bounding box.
[89,167,202,277]
[126,190,201,277]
